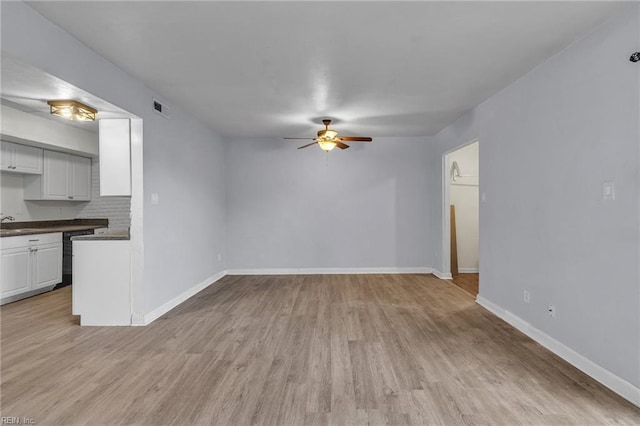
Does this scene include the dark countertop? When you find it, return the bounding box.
[0,219,108,238]
[72,230,130,241]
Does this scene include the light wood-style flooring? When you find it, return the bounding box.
[451,273,479,297]
[2,274,639,425]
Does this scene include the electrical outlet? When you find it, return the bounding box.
[151,193,159,205]
[523,290,530,304]
[548,304,556,318]
[218,253,222,262]
[602,181,615,201]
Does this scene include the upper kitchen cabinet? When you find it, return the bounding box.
[23,150,91,201]
[0,141,43,174]
[99,119,131,196]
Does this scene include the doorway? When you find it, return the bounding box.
[442,140,479,297]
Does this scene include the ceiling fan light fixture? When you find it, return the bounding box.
[317,140,337,151]
[47,100,97,121]
[318,129,338,139]
[286,118,372,151]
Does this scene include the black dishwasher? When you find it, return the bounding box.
[59,229,95,287]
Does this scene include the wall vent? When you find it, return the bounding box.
[152,98,170,118]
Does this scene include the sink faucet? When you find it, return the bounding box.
[1,216,15,223]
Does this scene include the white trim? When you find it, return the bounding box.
[131,270,227,326]
[458,267,479,273]
[432,268,453,280]
[476,296,640,408]
[129,118,144,328]
[442,152,452,275]
[226,267,432,276]
[441,139,480,282]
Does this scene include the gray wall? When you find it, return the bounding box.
[226,137,431,270]
[2,1,227,315]
[429,5,639,387]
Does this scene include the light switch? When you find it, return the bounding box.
[151,193,159,205]
[602,182,615,201]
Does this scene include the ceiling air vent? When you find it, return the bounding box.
[152,98,170,118]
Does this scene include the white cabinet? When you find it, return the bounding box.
[24,150,91,201]
[33,243,64,289]
[41,150,68,199]
[99,119,131,196]
[0,141,43,174]
[0,248,31,297]
[69,155,91,200]
[1,233,62,303]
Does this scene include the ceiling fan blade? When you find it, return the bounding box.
[297,141,319,149]
[339,136,372,142]
[285,137,316,140]
[336,141,350,149]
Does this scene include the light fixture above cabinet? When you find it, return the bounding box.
[47,100,97,121]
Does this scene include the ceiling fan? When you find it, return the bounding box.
[284,119,372,152]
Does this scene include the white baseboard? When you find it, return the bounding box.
[458,267,479,273]
[226,267,432,275]
[131,270,227,326]
[432,268,452,279]
[476,295,640,408]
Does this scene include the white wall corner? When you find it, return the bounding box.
[476,296,640,408]
[130,313,145,326]
[226,267,433,276]
[432,268,453,280]
[138,270,227,326]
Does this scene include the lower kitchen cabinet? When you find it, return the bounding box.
[0,233,62,304]
[0,247,31,297]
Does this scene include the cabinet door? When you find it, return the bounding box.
[1,247,31,298]
[32,243,62,289]
[13,144,43,174]
[99,119,131,196]
[69,156,91,201]
[42,150,69,200]
[0,142,15,172]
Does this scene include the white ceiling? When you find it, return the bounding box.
[1,56,136,133]
[27,1,626,138]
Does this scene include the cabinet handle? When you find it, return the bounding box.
[28,239,39,242]
[68,196,74,199]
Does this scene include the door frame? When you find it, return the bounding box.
[441,138,479,280]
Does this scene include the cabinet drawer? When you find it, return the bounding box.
[1,232,62,249]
